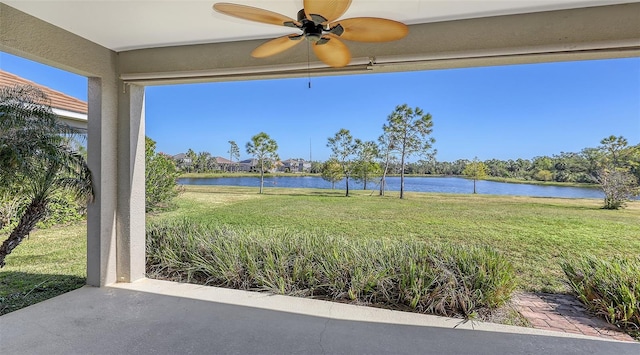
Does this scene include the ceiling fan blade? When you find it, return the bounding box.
[312,35,351,68]
[332,17,408,42]
[251,34,304,58]
[304,0,352,23]
[214,3,296,27]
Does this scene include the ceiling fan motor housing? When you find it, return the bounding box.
[296,9,325,42]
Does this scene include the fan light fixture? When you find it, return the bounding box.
[213,0,408,68]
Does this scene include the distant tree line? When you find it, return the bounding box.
[381,137,639,186]
[173,142,637,184]
[319,134,638,209]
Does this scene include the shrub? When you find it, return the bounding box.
[1,189,84,232]
[147,220,517,318]
[594,168,639,210]
[561,255,640,331]
[534,169,553,182]
[146,136,180,212]
[0,190,23,233]
[36,191,86,228]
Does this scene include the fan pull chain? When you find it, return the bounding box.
[307,42,311,89]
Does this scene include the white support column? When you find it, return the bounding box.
[116,83,146,283]
[0,4,123,287]
[86,77,119,287]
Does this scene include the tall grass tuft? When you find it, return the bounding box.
[147,219,517,318]
[561,255,640,331]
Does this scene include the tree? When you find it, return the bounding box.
[594,136,639,209]
[185,148,197,173]
[145,136,180,212]
[462,157,488,194]
[534,169,553,182]
[594,168,639,209]
[377,130,396,196]
[195,151,212,173]
[0,85,93,267]
[309,161,323,174]
[383,104,435,199]
[532,156,553,170]
[532,156,554,179]
[321,159,343,189]
[353,139,380,190]
[624,144,640,181]
[228,140,240,172]
[246,132,279,194]
[580,147,604,178]
[327,129,356,197]
[413,155,437,175]
[516,158,533,179]
[485,159,509,178]
[599,135,628,167]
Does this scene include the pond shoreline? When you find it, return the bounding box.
[178,175,605,199]
[179,172,598,189]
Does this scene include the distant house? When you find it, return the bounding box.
[280,158,311,173]
[171,153,191,170]
[239,158,279,173]
[238,159,258,172]
[172,153,187,161]
[213,156,234,171]
[0,69,88,131]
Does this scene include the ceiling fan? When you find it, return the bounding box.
[213,0,408,68]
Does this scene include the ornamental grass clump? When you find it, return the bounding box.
[561,255,640,331]
[146,219,516,318]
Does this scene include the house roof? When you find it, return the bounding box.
[0,69,87,115]
[214,156,234,164]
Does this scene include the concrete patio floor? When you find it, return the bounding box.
[1,279,638,355]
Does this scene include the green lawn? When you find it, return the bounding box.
[2,185,638,315]
[152,185,640,293]
[0,222,86,315]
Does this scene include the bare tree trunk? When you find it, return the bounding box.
[380,154,391,196]
[259,164,264,194]
[363,172,368,190]
[345,175,350,197]
[0,199,47,268]
[400,132,407,199]
[400,153,406,199]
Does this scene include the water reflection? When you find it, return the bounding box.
[179,176,605,199]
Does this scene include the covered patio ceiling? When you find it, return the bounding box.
[0,0,638,287]
[4,0,635,51]
[4,1,640,84]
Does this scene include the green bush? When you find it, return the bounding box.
[147,220,517,318]
[146,136,180,212]
[0,190,23,233]
[1,189,84,232]
[36,192,86,228]
[561,255,640,331]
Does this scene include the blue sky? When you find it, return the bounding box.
[2,51,639,162]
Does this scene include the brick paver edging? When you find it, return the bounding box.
[513,292,635,342]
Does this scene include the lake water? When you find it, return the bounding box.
[178,176,605,199]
